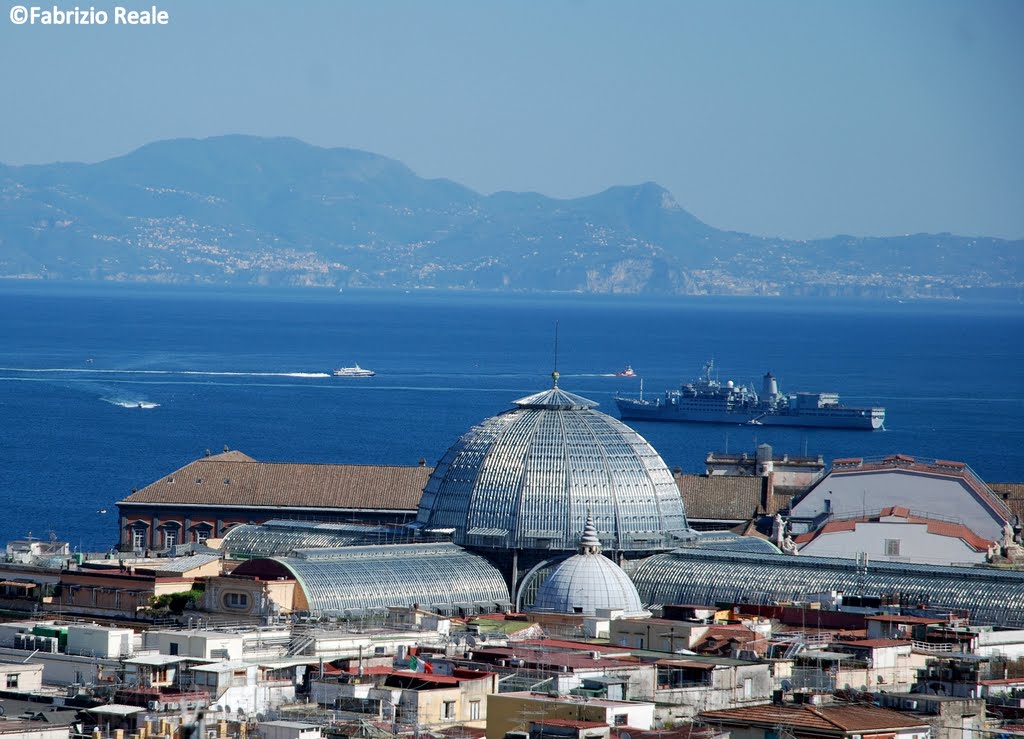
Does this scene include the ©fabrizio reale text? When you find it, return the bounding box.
[9,5,170,25]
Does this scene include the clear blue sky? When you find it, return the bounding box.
[2,0,1022,239]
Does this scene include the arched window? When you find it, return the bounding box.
[192,524,213,544]
[162,523,182,550]
[129,524,148,551]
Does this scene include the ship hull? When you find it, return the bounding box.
[615,399,884,430]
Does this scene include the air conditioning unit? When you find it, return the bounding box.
[903,700,918,710]
[148,701,160,711]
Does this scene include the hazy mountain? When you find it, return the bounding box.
[1,135,1020,299]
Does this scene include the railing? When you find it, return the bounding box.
[911,640,955,653]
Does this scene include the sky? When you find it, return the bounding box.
[1,0,1022,240]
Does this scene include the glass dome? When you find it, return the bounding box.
[416,375,692,552]
[530,516,649,617]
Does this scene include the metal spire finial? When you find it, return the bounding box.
[552,320,560,388]
[579,512,601,554]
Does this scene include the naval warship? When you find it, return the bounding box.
[614,360,885,430]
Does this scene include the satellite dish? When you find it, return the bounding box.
[620,733,630,739]
[781,680,793,692]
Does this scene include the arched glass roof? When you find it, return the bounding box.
[220,519,411,559]
[234,542,510,617]
[632,550,1024,627]
[416,383,692,552]
[680,531,783,554]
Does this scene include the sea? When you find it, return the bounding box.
[0,282,1022,553]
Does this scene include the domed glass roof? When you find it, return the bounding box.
[531,516,649,617]
[416,376,691,552]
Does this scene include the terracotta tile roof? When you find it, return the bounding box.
[677,474,768,520]
[613,728,725,739]
[794,507,991,551]
[119,451,429,511]
[517,639,626,653]
[991,483,1024,522]
[693,624,765,656]
[700,703,928,733]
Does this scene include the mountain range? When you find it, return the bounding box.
[1,135,1020,299]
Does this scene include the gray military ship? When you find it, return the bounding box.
[614,360,885,430]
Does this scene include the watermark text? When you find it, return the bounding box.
[9,5,170,26]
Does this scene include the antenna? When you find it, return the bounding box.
[551,321,560,388]
[553,320,559,373]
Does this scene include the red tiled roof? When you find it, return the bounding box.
[700,703,928,733]
[474,647,637,671]
[613,728,725,739]
[991,483,1024,524]
[677,474,771,520]
[517,639,626,653]
[119,451,429,511]
[794,508,991,551]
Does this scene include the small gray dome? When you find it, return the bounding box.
[531,516,649,617]
[415,382,692,552]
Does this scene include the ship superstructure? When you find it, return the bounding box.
[615,360,884,430]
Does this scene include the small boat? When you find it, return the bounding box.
[333,364,376,378]
[615,365,637,378]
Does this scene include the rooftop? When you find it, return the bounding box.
[794,507,991,552]
[700,703,929,732]
[120,451,429,511]
[677,474,771,521]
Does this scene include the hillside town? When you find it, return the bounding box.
[2,378,1024,739]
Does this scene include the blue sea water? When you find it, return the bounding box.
[0,282,1022,552]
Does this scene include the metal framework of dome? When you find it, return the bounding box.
[631,549,1024,627]
[233,542,510,617]
[531,515,649,617]
[416,374,692,552]
[680,531,783,555]
[220,520,403,559]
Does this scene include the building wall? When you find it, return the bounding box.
[57,571,197,619]
[190,664,297,715]
[144,631,247,660]
[610,620,707,652]
[0,647,127,686]
[797,522,985,565]
[875,696,986,739]
[976,628,1024,659]
[0,662,44,691]
[400,681,491,730]
[202,576,297,619]
[655,662,772,722]
[487,694,654,739]
[66,624,134,659]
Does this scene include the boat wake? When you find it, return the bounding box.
[102,398,160,409]
[0,367,330,379]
